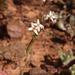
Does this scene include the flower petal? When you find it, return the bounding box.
[31,22,37,28]
[33,29,38,35]
[43,0,46,2]
[28,27,33,31]
[39,24,44,29]
[37,19,40,24]
[36,26,40,32]
[44,15,49,20]
[49,11,52,16]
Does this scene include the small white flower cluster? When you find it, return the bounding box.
[28,11,68,35]
[28,19,44,35]
[44,11,58,24]
[44,11,67,31]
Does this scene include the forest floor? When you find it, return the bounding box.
[0,0,75,75]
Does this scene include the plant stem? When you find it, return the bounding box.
[26,34,36,53]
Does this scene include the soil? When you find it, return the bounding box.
[0,0,75,75]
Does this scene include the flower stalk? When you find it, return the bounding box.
[26,19,44,53]
[26,34,36,53]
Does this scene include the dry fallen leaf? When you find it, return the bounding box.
[7,18,25,39]
[4,65,20,75]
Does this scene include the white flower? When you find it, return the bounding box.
[44,11,58,23]
[28,19,44,35]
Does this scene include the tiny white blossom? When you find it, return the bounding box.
[44,11,58,23]
[28,19,44,35]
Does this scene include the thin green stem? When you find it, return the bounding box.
[26,34,36,53]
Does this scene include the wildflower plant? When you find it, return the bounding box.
[26,19,44,53]
[26,8,75,65]
[27,10,70,53]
